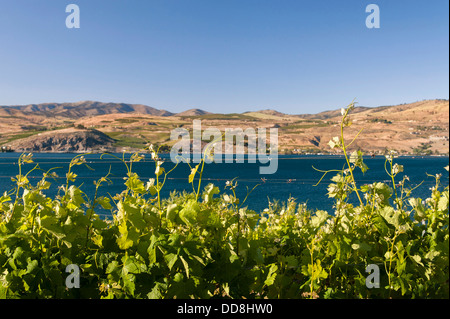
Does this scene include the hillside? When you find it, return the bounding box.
[1,99,448,155]
[243,109,288,120]
[176,109,211,117]
[0,101,173,119]
[5,128,116,153]
[296,106,372,120]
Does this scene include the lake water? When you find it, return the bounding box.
[0,153,448,217]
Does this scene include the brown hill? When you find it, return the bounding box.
[297,106,371,120]
[0,101,174,119]
[175,109,211,117]
[297,99,449,122]
[257,109,287,117]
[6,128,116,153]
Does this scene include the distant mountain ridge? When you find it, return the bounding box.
[1,99,448,119]
[296,106,372,120]
[176,108,211,116]
[0,101,174,118]
[297,99,449,121]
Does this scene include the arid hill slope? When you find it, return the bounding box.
[5,128,115,153]
[1,99,448,154]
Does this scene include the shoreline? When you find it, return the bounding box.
[0,151,448,158]
[0,150,450,158]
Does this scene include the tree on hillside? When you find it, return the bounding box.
[412,142,433,155]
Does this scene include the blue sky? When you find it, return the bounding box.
[0,0,448,114]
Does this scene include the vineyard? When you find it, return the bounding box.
[0,103,448,299]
